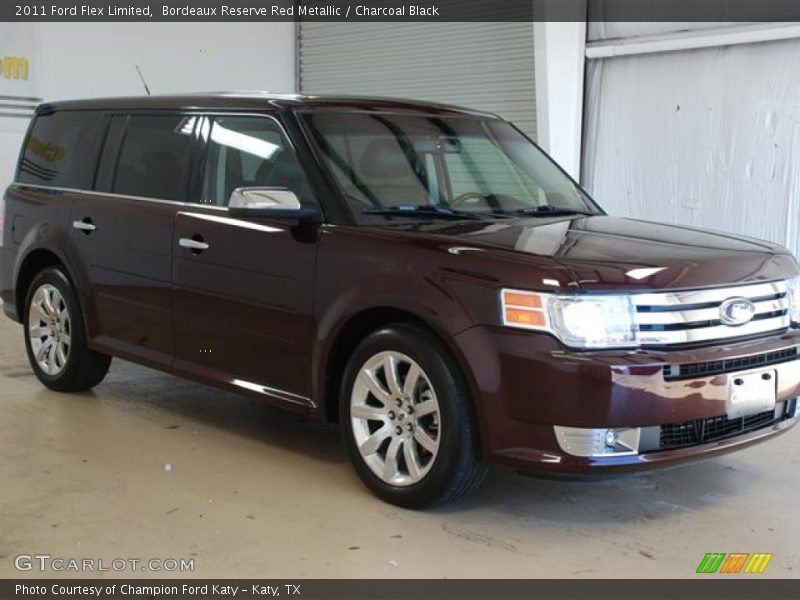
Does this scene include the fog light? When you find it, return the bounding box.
[604,429,618,448]
[554,426,641,457]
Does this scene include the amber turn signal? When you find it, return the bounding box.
[501,289,547,329]
[502,291,542,308]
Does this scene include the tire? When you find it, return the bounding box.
[340,323,487,508]
[23,266,111,392]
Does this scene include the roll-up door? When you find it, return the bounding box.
[297,22,537,139]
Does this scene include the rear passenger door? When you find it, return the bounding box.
[66,113,199,368]
[11,109,104,305]
[171,114,319,409]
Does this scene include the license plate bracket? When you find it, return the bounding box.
[726,369,777,419]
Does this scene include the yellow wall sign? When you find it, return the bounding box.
[0,56,29,80]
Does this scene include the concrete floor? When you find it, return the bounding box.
[0,316,798,580]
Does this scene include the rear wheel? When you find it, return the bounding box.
[23,267,111,391]
[340,324,487,508]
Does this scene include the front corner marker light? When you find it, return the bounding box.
[501,289,547,329]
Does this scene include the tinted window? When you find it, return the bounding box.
[198,116,313,207]
[113,114,196,201]
[305,112,598,219]
[17,111,101,188]
[94,115,127,192]
[443,136,544,201]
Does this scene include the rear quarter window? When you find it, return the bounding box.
[111,114,196,201]
[17,111,102,188]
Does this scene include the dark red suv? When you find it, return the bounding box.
[2,93,799,507]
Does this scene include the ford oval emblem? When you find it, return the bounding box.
[719,297,756,326]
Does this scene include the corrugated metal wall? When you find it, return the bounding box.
[297,22,537,139]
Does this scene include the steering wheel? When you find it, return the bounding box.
[450,192,527,212]
[450,192,495,211]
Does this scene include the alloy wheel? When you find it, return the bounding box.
[350,351,441,486]
[28,284,72,376]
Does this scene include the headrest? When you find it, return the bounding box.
[359,138,417,180]
[142,151,180,171]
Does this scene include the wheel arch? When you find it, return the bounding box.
[14,248,75,323]
[319,305,487,457]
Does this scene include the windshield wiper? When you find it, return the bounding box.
[362,206,482,220]
[510,206,593,217]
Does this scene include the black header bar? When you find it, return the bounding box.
[3,0,800,22]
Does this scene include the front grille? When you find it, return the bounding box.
[658,404,789,451]
[663,346,799,381]
[632,280,791,347]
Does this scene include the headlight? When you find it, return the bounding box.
[788,277,800,326]
[501,288,637,349]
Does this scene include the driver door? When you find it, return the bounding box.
[171,114,319,409]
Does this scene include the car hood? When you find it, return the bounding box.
[391,215,799,291]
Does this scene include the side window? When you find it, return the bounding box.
[112,114,196,201]
[94,115,127,191]
[17,110,102,188]
[198,116,313,207]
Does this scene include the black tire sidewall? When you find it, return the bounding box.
[340,324,476,508]
[23,267,87,389]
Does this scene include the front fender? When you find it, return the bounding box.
[314,269,478,396]
[311,228,501,449]
[314,276,492,454]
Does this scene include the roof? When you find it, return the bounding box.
[38,91,499,118]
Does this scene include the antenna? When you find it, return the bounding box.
[135,65,151,96]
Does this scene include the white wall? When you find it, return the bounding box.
[533,21,586,179]
[0,22,295,194]
[583,34,800,258]
[0,24,39,208]
[35,23,295,99]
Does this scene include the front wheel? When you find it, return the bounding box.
[23,267,111,391]
[340,324,487,508]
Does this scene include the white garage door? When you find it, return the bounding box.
[297,21,537,139]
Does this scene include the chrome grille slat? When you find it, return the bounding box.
[635,297,788,326]
[633,281,788,309]
[637,317,790,346]
[632,281,791,347]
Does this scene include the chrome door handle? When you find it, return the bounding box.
[179,237,210,251]
[72,220,96,232]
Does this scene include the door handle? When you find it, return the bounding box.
[72,219,96,233]
[179,237,210,253]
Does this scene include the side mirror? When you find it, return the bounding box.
[227,187,320,221]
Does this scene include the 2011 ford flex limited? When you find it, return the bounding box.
[2,93,799,508]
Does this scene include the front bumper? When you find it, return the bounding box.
[453,325,800,474]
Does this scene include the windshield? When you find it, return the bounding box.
[303,112,601,221]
